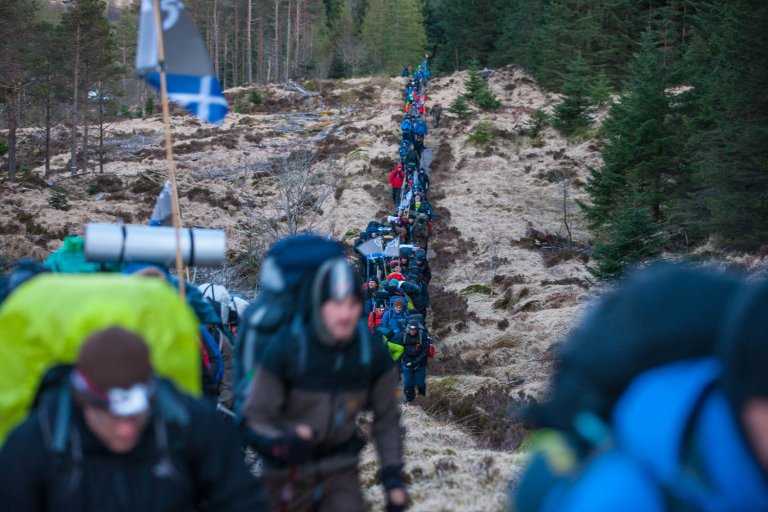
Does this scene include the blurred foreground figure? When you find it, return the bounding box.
[0,327,265,512]
[513,264,768,511]
[241,235,407,512]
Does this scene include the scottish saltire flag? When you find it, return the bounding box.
[149,180,173,226]
[136,0,228,124]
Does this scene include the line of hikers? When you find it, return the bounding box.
[0,59,440,512]
[351,61,442,406]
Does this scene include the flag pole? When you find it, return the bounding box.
[151,0,186,299]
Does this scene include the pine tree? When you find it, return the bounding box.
[581,32,682,232]
[685,1,768,250]
[462,60,500,111]
[552,54,593,135]
[449,95,472,119]
[588,199,666,280]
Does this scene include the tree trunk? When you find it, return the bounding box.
[213,0,220,78]
[285,0,291,82]
[247,0,253,83]
[273,0,280,82]
[222,30,228,89]
[98,79,105,173]
[257,0,265,83]
[44,95,51,177]
[70,23,81,176]
[7,100,18,181]
[233,4,240,86]
[82,80,89,174]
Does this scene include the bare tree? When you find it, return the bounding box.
[243,145,339,258]
[339,36,367,76]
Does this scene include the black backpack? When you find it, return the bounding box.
[233,235,354,416]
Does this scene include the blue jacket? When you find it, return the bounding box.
[401,119,413,134]
[414,119,428,136]
[526,359,768,512]
[381,308,408,339]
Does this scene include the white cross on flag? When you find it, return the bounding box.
[136,0,228,124]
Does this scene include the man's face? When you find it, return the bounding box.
[321,296,363,342]
[408,326,418,336]
[369,279,378,289]
[394,304,403,313]
[82,404,150,453]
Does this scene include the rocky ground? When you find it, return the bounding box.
[3,67,768,511]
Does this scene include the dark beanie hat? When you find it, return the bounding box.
[719,280,768,410]
[76,327,153,391]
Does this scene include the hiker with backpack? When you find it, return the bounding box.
[512,265,768,512]
[240,235,407,512]
[389,163,405,207]
[362,276,381,316]
[416,168,430,193]
[402,65,409,78]
[400,319,429,403]
[401,116,414,143]
[430,103,442,128]
[413,192,434,221]
[0,327,266,511]
[368,302,388,333]
[381,298,409,341]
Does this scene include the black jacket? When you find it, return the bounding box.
[400,330,429,369]
[0,379,265,512]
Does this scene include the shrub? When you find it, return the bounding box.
[144,96,154,116]
[248,90,264,105]
[49,187,71,211]
[468,122,498,148]
[524,108,551,137]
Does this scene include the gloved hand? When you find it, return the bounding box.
[382,466,407,511]
[270,432,314,464]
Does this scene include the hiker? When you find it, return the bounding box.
[402,65,409,78]
[414,117,428,154]
[413,249,432,285]
[381,298,409,340]
[362,276,380,316]
[0,327,266,511]
[368,302,387,333]
[399,272,428,319]
[413,192,434,221]
[401,116,414,142]
[410,212,430,251]
[242,236,407,512]
[512,265,768,512]
[416,168,430,192]
[431,103,443,128]
[400,319,429,403]
[389,163,405,207]
[399,139,413,164]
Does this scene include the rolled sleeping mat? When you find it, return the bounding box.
[84,223,226,267]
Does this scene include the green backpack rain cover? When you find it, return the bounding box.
[0,273,201,444]
[44,236,124,273]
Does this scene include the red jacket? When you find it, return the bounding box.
[368,308,386,332]
[388,165,405,189]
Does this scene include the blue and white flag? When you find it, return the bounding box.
[136,0,228,124]
[149,180,173,226]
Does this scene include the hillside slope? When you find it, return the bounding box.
[2,68,606,511]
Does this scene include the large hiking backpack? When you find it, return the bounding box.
[44,236,123,274]
[0,273,201,444]
[407,313,434,358]
[514,265,744,512]
[233,235,349,415]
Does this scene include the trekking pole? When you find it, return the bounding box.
[151,0,186,299]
